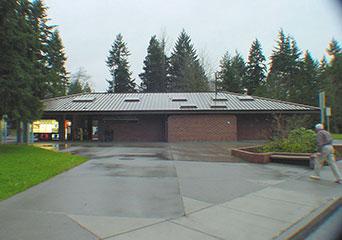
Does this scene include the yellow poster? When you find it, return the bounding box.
[32,120,59,133]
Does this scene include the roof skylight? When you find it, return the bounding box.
[237,96,254,101]
[172,97,188,102]
[180,104,197,109]
[210,104,227,109]
[72,96,96,102]
[212,97,228,101]
[124,98,140,102]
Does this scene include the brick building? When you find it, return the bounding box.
[42,92,319,142]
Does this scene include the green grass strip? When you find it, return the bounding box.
[0,144,87,201]
[332,134,342,140]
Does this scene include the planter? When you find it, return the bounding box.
[232,144,342,165]
[231,146,271,164]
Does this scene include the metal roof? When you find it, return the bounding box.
[43,92,319,114]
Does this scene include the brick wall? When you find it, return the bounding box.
[231,147,271,164]
[102,115,165,142]
[167,114,237,142]
[237,114,272,140]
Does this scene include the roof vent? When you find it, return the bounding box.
[210,104,227,109]
[172,97,187,102]
[124,98,140,102]
[237,96,254,101]
[180,104,197,109]
[72,96,96,102]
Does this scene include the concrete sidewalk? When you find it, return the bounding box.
[0,144,341,240]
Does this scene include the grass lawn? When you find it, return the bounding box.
[332,134,342,140]
[0,144,87,201]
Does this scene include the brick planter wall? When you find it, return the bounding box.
[167,114,237,142]
[231,146,271,163]
[334,144,342,153]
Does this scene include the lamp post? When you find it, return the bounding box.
[214,72,219,99]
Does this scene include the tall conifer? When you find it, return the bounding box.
[266,30,302,101]
[46,30,69,96]
[217,51,246,93]
[106,34,136,93]
[169,30,208,92]
[245,39,266,95]
[139,35,168,92]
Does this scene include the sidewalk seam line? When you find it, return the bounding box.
[101,219,169,239]
[251,193,320,208]
[220,205,291,224]
[66,214,102,240]
[169,220,226,240]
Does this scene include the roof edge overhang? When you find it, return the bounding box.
[42,109,320,116]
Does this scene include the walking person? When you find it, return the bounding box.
[310,123,342,184]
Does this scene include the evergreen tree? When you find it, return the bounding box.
[46,30,69,97]
[245,39,266,95]
[68,68,92,95]
[217,51,246,93]
[0,0,42,121]
[29,0,52,99]
[318,56,329,91]
[1,0,68,124]
[139,35,169,92]
[106,34,136,93]
[327,38,341,57]
[169,30,208,92]
[68,79,83,95]
[325,39,342,132]
[288,37,303,101]
[297,51,319,105]
[266,30,302,101]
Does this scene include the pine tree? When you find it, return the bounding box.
[266,30,302,101]
[297,51,319,105]
[106,34,136,93]
[327,38,341,58]
[0,0,42,121]
[217,51,246,93]
[318,56,329,91]
[325,39,342,132]
[46,30,69,97]
[288,37,303,102]
[169,30,208,92]
[245,39,266,95]
[139,35,168,92]
[68,68,92,94]
[29,0,52,99]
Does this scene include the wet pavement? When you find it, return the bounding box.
[0,142,341,240]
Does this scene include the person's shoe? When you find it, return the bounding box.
[310,175,321,180]
[335,179,342,184]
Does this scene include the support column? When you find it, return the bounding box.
[98,119,105,142]
[58,115,66,141]
[0,115,7,143]
[16,121,23,144]
[22,122,33,144]
[23,122,28,143]
[87,116,92,141]
[71,115,78,141]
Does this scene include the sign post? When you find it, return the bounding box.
[326,107,331,132]
[318,91,325,126]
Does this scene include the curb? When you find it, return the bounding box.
[275,197,342,240]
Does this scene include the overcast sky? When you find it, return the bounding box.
[45,0,342,91]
